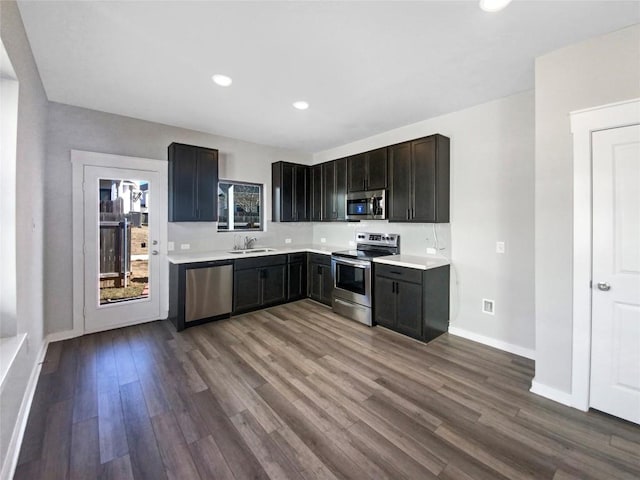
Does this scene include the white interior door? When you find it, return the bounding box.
[84,165,162,333]
[590,124,640,424]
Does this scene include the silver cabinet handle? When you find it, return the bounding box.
[152,250,159,255]
[597,282,611,291]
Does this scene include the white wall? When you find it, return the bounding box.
[45,102,312,334]
[0,0,48,474]
[534,24,640,394]
[314,91,536,355]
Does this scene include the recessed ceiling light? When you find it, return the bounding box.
[293,101,309,110]
[479,0,512,12]
[212,74,232,87]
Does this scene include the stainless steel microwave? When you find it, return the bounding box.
[345,189,386,220]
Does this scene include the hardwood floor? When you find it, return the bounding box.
[14,299,640,479]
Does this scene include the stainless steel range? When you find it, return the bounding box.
[331,232,400,326]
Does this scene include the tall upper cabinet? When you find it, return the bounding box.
[168,143,219,222]
[322,158,347,221]
[272,162,310,222]
[388,134,450,223]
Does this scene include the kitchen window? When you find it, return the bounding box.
[217,181,263,232]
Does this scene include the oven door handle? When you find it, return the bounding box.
[332,257,371,268]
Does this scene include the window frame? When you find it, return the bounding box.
[217,179,264,232]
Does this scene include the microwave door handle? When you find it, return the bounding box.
[369,196,375,215]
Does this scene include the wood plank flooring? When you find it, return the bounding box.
[14,299,640,479]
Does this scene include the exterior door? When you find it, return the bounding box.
[590,124,640,424]
[84,165,162,333]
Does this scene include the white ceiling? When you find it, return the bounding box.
[17,1,640,153]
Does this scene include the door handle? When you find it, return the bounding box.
[597,282,611,291]
[152,250,159,255]
[396,282,399,294]
[392,282,395,293]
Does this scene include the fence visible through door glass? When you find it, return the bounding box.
[98,177,150,305]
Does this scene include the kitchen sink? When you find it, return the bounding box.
[228,248,278,254]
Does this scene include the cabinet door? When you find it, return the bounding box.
[348,153,367,192]
[335,158,347,221]
[366,148,387,190]
[395,280,423,339]
[169,144,198,221]
[309,263,323,302]
[294,165,309,221]
[287,261,307,301]
[320,264,334,306]
[262,265,287,306]
[196,148,218,221]
[374,276,396,329]
[388,142,412,222]
[234,269,262,312]
[310,164,323,221]
[411,137,437,222]
[280,163,295,222]
[322,161,337,220]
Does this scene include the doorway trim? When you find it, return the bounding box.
[570,98,640,411]
[71,150,169,336]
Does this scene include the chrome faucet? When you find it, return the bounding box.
[244,236,258,249]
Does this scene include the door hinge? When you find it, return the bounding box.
[589,280,593,288]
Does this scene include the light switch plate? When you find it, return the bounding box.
[496,241,505,254]
[426,247,437,255]
[285,238,292,244]
[320,238,326,243]
[167,241,175,251]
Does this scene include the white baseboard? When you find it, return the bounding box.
[530,379,576,409]
[448,326,535,360]
[45,328,82,343]
[1,337,49,480]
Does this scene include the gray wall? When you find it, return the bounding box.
[0,0,48,471]
[45,102,311,334]
[314,91,536,353]
[534,24,640,392]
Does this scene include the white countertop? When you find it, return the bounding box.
[373,254,450,271]
[167,243,342,264]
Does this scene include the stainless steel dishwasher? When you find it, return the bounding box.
[185,263,233,323]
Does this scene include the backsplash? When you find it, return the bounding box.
[169,219,450,257]
[312,221,451,257]
[168,221,314,253]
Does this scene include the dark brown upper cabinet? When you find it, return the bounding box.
[347,147,388,192]
[272,162,310,222]
[310,164,323,221]
[322,158,347,221]
[388,134,450,223]
[168,142,219,222]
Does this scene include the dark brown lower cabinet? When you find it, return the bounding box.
[234,255,287,314]
[287,253,308,301]
[374,263,450,342]
[309,253,333,306]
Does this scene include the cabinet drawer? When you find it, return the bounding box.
[288,252,307,264]
[234,254,286,270]
[375,263,423,284]
[309,253,331,266]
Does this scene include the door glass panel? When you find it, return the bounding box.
[98,178,150,305]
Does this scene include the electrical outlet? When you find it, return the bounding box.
[320,238,326,243]
[496,241,505,254]
[482,299,495,315]
[426,247,437,255]
[180,243,190,250]
[167,242,175,251]
[285,238,292,244]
